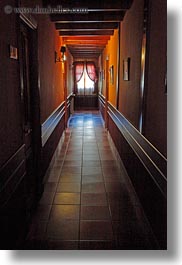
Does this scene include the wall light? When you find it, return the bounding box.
[60,46,66,61]
[55,46,66,63]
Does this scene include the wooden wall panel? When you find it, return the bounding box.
[108,115,166,249]
[74,95,98,110]
[99,94,105,121]
[41,95,72,179]
[41,108,65,179]
[0,145,27,249]
[99,96,167,249]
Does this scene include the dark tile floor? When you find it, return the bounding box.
[25,111,158,250]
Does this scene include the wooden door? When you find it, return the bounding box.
[19,22,41,220]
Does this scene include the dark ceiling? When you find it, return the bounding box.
[43,0,133,59]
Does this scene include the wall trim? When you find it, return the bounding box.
[19,13,38,29]
[41,102,65,146]
[98,94,167,198]
[99,93,105,106]
[41,95,73,178]
[67,92,74,110]
[108,102,167,198]
[99,95,167,248]
[109,102,167,167]
[107,130,159,246]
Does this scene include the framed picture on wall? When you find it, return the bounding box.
[164,72,167,94]
[109,65,114,85]
[99,71,102,81]
[123,58,130,81]
[9,45,18,60]
[102,70,105,80]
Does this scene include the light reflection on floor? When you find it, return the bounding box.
[25,111,158,250]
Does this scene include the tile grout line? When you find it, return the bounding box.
[64,114,83,248]
[96,113,116,245]
[44,128,72,242]
[78,115,84,249]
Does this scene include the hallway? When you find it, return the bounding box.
[0,0,167,250]
[25,112,157,250]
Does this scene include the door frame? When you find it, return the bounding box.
[18,14,42,201]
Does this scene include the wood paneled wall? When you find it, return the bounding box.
[99,95,167,249]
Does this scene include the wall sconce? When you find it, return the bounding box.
[60,46,66,61]
[55,46,66,63]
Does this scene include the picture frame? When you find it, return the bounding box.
[123,58,130,81]
[9,45,18,60]
[102,69,105,80]
[99,71,102,81]
[110,65,114,85]
[164,72,167,94]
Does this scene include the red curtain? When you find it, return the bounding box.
[86,63,97,82]
[75,63,84,83]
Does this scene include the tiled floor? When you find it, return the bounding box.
[25,111,158,250]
